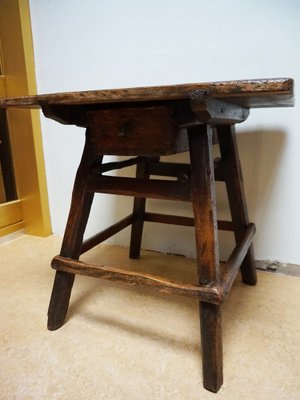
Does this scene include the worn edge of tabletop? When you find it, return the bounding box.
[0,78,294,109]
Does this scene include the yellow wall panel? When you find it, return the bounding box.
[0,0,51,236]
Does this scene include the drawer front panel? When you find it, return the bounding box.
[87,106,189,155]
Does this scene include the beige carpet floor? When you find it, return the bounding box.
[0,234,299,400]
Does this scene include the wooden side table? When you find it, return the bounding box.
[0,78,294,392]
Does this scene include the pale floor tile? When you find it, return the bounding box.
[0,235,299,400]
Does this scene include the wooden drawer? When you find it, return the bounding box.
[87,105,189,156]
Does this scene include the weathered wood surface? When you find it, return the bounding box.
[188,124,223,392]
[188,124,220,285]
[87,175,191,201]
[88,105,189,155]
[47,133,99,330]
[200,302,223,392]
[129,158,150,259]
[217,125,257,286]
[190,93,250,124]
[51,255,222,303]
[52,222,255,306]
[143,212,234,231]
[220,223,256,297]
[15,75,292,393]
[0,78,294,108]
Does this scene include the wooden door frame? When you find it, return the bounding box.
[0,0,51,236]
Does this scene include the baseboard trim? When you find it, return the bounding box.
[256,260,300,277]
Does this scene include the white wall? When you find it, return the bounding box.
[29,0,300,264]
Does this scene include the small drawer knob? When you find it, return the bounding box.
[118,122,132,137]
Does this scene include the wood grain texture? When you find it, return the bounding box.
[51,255,222,304]
[87,175,191,201]
[217,125,257,286]
[129,159,150,259]
[26,74,293,393]
[188,124,223,392]
[188,124,220,285]
[143,212,234,231]
[0,78,294,109]
[221,223,256,298]
[50,223,255,306]
[47,132,100,330]
[190,94,250,125]
[200,302,223,392]
[120,217,252,396]
[87,106,188,155]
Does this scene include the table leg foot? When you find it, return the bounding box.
[241,246,257,285]
[47,271,75,330]
[47,134,99,330]
[200,302,223,393]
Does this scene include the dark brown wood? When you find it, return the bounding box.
[200,302,223,392]
[0,78,293,108]
[188,125,220,284]
[129,159,150,259]
[81,214,135,254]
[144,212,234,231]
[41,103,88,127]
[59,137,100,259]
[51,255,222,303]
[87,175,191,201]
[144,212,195,226]
[52,223,255,306]
[3,77,292,393]
[48,132,100,330]
[87,106,188,156]
[221,223,256,298]
[217,125,257,286]
[190,93,249,125]
[47,270,75,328]
[188,124,223,393]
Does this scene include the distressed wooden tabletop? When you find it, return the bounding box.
[0,78,294,109]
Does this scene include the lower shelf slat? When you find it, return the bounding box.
[52,255,222,304]
[53,223,255,305]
